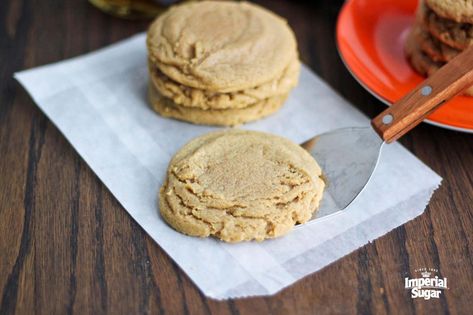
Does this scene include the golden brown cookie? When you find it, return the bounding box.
[159,129,325,242]
[420,2,473,50]
[415,24,461,62]
[405,28,473,95]
[147,1,298,92]
[149,58,300,110]
[148,83,287,126]
[405,27,443,76]
[425,0,473,23]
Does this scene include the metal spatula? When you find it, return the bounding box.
[302,45,473,220]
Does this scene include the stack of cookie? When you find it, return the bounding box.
[405,0,473,95]
[146,1,300,126]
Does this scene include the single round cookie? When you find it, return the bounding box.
[420,2,473,50]
[415,24,460,62]
[149,58,300,110]
[148,83,287,126]
[159,129,325,242]
[425,0,473,23]
[147,1,298,92]
[405,28,473,95]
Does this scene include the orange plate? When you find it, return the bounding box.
[336,0,473,132]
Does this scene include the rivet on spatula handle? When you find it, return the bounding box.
[371,45,473,143]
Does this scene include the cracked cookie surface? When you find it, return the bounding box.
[159,129,325,242]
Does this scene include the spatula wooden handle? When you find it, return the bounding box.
[372,45,473,143]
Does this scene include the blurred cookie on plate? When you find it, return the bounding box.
[415,24,461,62]
[405,1,473,96]
[419,0,473,50]
[425,0,473,24]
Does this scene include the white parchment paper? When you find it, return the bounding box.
[15,34,442,299]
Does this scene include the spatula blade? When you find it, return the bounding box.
[301,127,384,215]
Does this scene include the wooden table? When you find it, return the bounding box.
[1,0,472,314]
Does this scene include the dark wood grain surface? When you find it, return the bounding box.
[1,0,472,314]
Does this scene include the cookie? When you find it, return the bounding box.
[149,58,300,110]
[159,129,325,242]
[148,83,287,126]
[420,2,473,50]
[147,1,298,92]
[405,27,443,76]
[425,0,473,23]
[415,25,461,62]
[405,28,473,95]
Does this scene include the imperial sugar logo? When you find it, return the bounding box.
[405,268,448,300]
